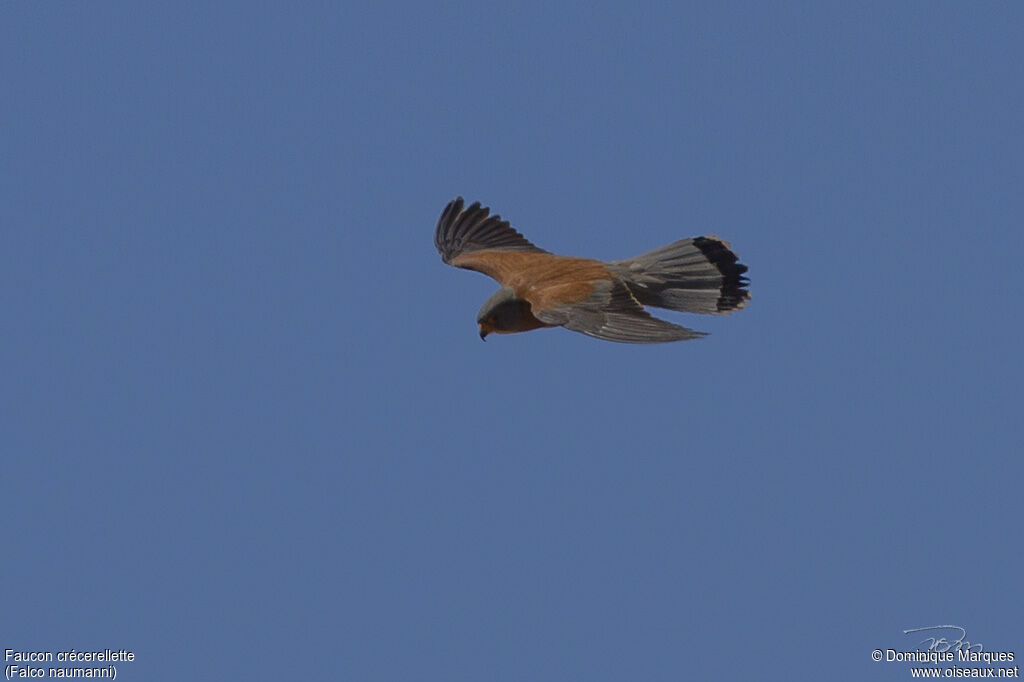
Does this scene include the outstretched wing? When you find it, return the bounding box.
[434,198,548,282]
[531,279,706,344]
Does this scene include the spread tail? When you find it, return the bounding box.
[611,236,750,314]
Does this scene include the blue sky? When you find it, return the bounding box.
[3,2,1022,680]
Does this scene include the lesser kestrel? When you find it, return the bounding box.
[435,197,749,343]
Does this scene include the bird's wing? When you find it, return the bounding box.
[530,278,706,344]
[434,197,549,283]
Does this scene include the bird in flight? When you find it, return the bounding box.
[434,197,750,343]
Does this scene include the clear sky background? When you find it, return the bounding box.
[3,2,1022,680]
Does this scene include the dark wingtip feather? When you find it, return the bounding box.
[433,197,547,263]
[435,197,465,256]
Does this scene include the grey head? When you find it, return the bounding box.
[476,287,538,340]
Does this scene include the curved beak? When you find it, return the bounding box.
[478,327,489,341]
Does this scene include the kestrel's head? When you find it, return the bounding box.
[477,318,496,340]
[476,287,533,341]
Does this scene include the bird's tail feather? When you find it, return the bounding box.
[611,236,750,314]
